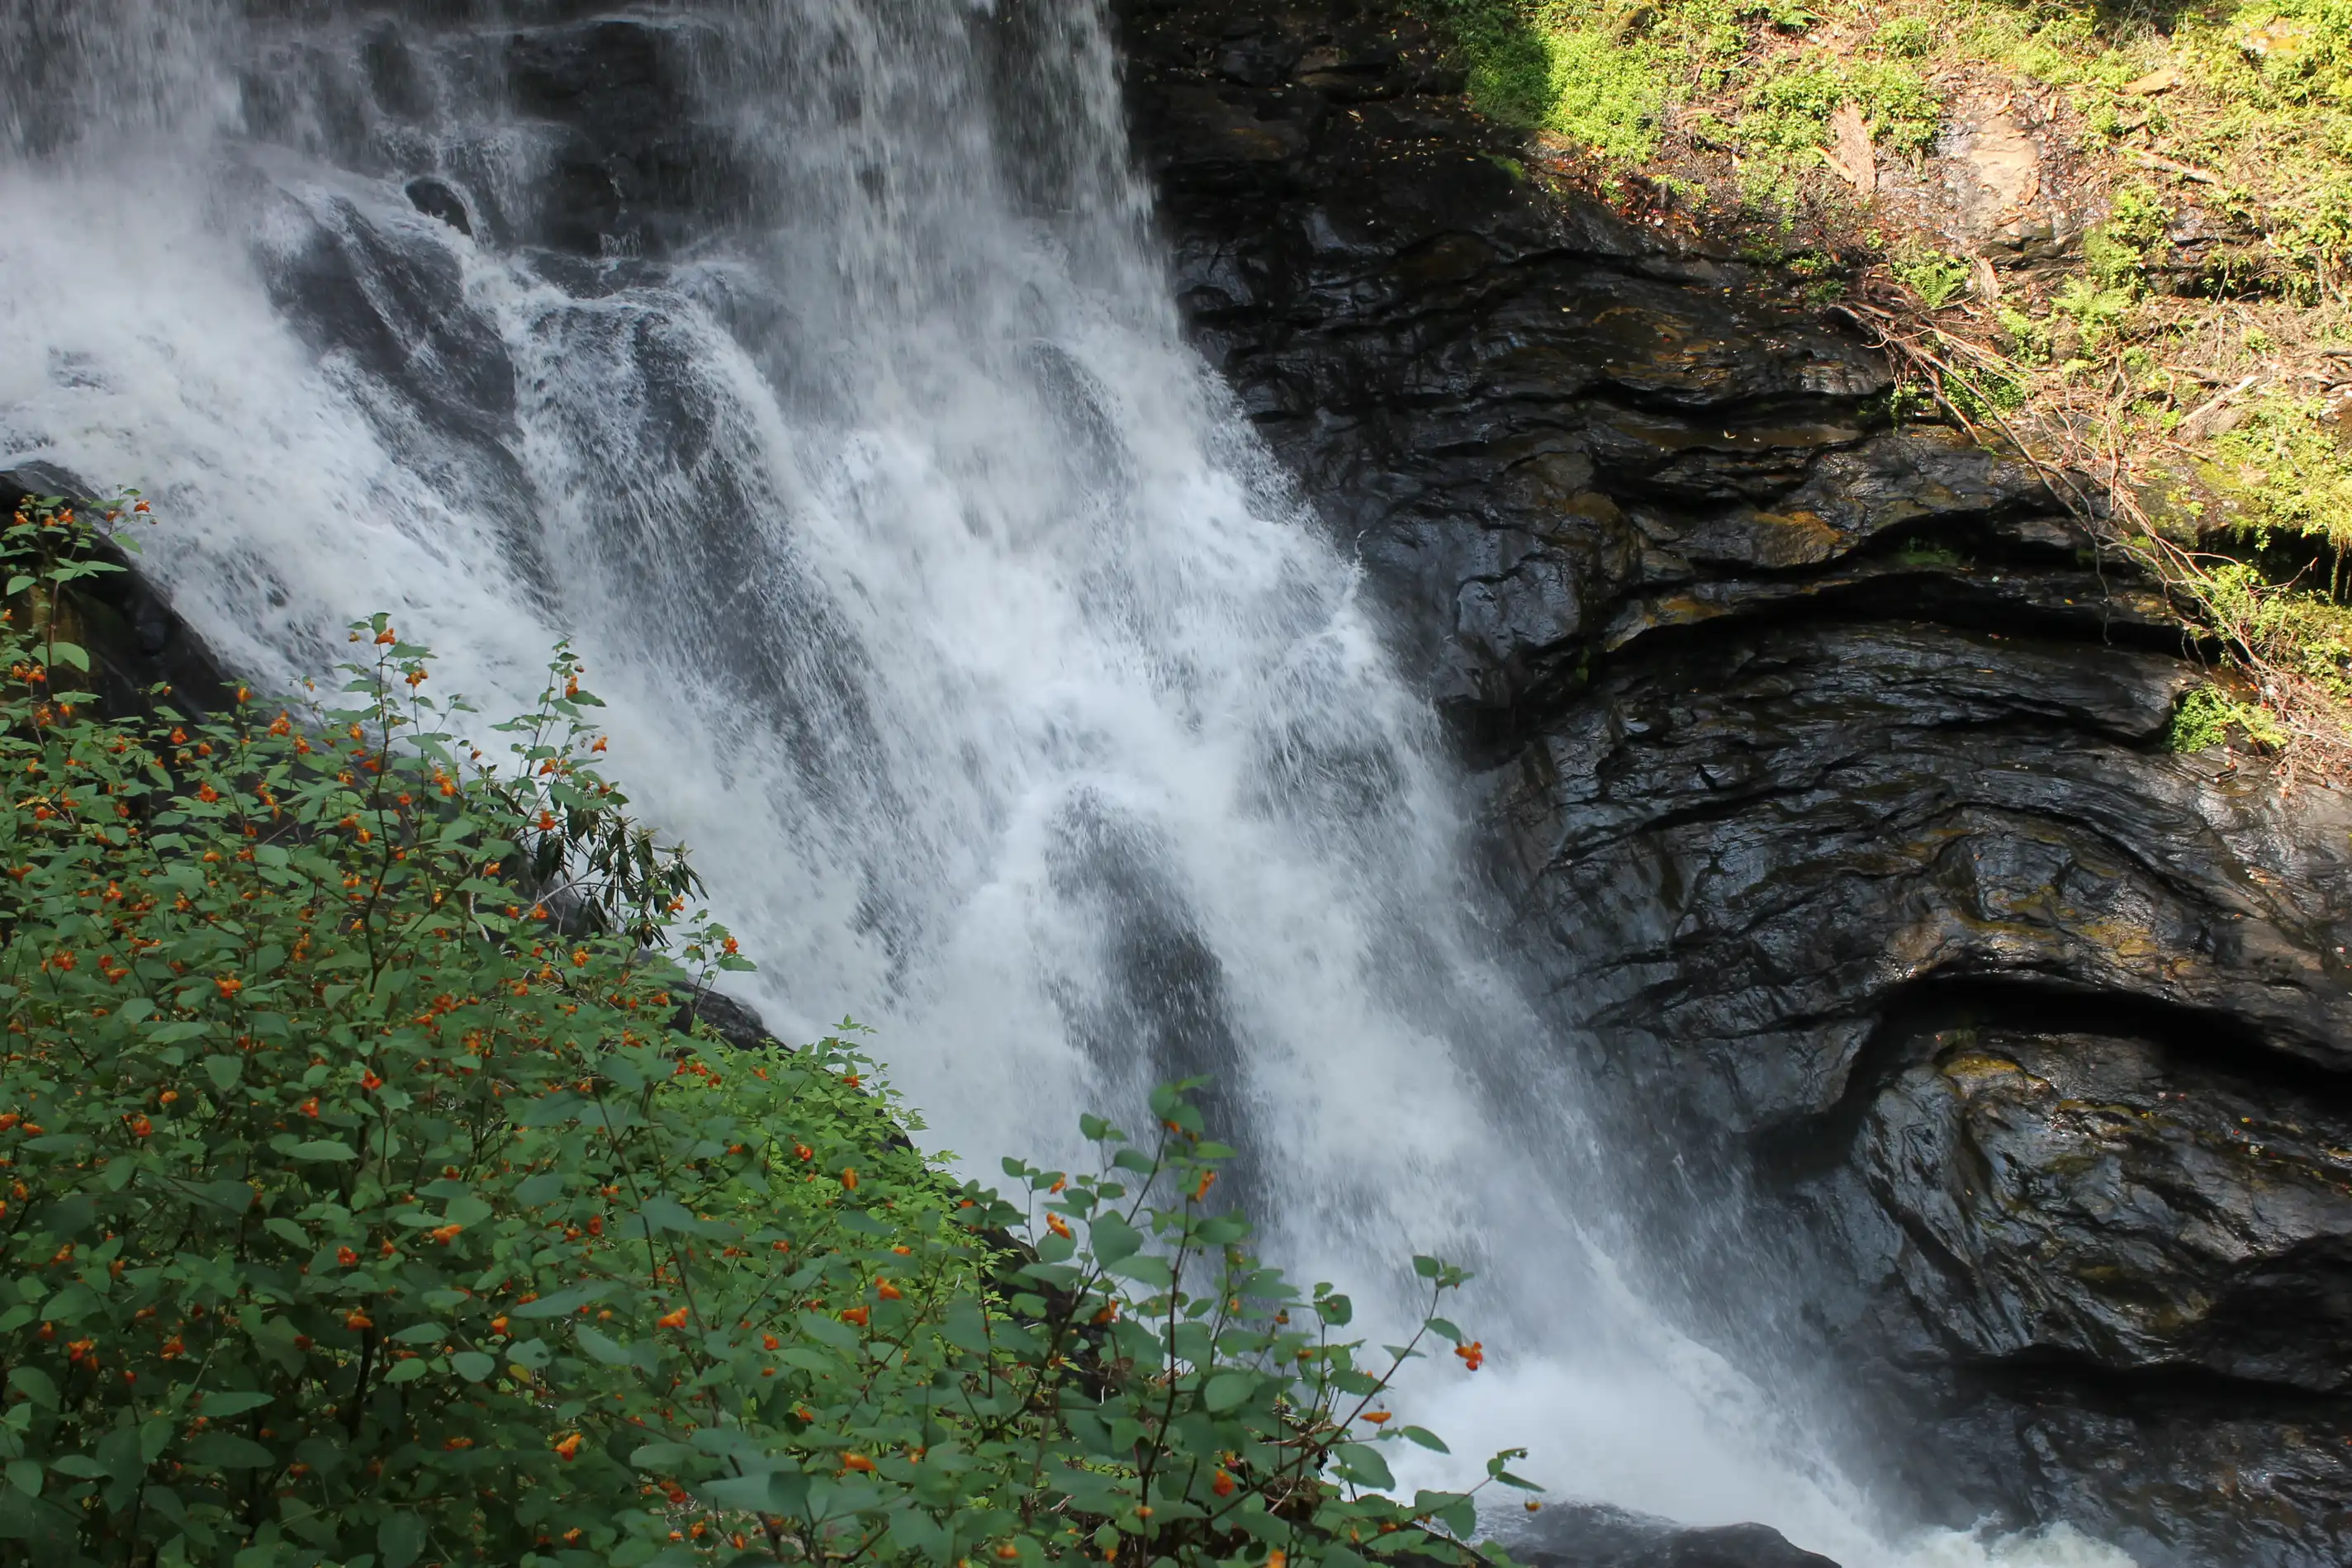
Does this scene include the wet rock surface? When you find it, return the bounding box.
[1510,1504,1842,1568]
[1119,2,2352,1563]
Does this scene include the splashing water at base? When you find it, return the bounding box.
[0,5,2133,1565]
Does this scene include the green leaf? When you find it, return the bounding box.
[1334,1442,1394,1490]
[1400,1426,1450,1454]
[184,1179,255,1216]
[450,1352,496,1383]
[197,1393,273,1419]
[263,1218,307,1248]
[1088,1212,1143,1267]
[702,1471,809,1514]
[2,1462,37,1499]
[380,1511,429,1568]
[49,642,88,672]
[389,1322,447,1345]
[382,1359,429,1385]
[514,1283,610,1319]
[1106,1253,1173,1289]
[140,1420,175,1463]
[287,1140,357,1163]
[184,1434,274,1469]
[50,1456,109,1480]
[514,1172,565,1206]
[203,1056,243,1094]
[6,1370,56,1410]
[1202,1371,1254,1412]
[574,1325,634,1365]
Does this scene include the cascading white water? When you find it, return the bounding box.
[0,4,2131,1563]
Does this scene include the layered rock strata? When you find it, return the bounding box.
[1116,3,2352,1563]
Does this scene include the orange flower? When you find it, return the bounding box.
[794,1143,813,1162]
[1046,1214,1071,1240]
[490,1316,509,1337]
[1361,1411,1391,1424]
[126,1115,152,1138]
[841,1305,870,1327]
[762,1334,780,1350]
[375,628,396,647]
[841,1453,875,1473]
[159,1337,184,1358]
[840,1169,858,1191]
[552,1432,583,1461]
[298,1097,320,1118]
[345,1309,373,1331]
[1453,1341,1484,1371]
[1212,1469,1236,1497]
[360,1069,383,1092]
[196,784,220,804]
[1193,1171,1217,1201]
[429,1225,463,1245]
[336,1247,358,1267]
[215,976,242,1000]
[656,1307,690,1330]
[1268,1552,1287,1568]
[722,936,739,956]
[591,736,609,753]
[268,713,292,737]
[875,1280,902,1301]
[159,1091,178,1106]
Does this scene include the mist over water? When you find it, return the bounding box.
[0,4,2127,1563]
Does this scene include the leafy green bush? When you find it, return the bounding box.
[0,499,1532,1568]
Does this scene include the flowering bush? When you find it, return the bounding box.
[0,498,1535,1568]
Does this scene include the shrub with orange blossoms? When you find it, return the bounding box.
[0,496,1532,1568]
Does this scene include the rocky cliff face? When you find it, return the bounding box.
[1115,3,2352,1563]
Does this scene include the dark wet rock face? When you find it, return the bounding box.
[1510,1504,1842,1568]
[1120,2,2352,1563]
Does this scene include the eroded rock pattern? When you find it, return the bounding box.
[1117,2,2352,1562]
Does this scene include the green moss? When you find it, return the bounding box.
[2207,392,2352,549]
[2169,683,2289,750]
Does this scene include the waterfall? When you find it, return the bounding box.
[0,4,2127,1563]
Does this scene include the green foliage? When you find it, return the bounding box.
[1890,247,1972,307]
[0,500,1529,1568]
[2226,0,2352,104]
[2169,682,2289,750]
[2049,275,2137,348]
[1743,58,1942,160]
[1874,16,1933,57]
[2207,392,2352,550]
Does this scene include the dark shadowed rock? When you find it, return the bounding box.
[1118,1,2352,1562]
[1507,1504,1842,1568]
[1,466,235,719]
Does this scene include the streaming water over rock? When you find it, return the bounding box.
[0,4,2137,1563]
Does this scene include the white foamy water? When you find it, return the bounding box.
[0,4,2132,1565]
